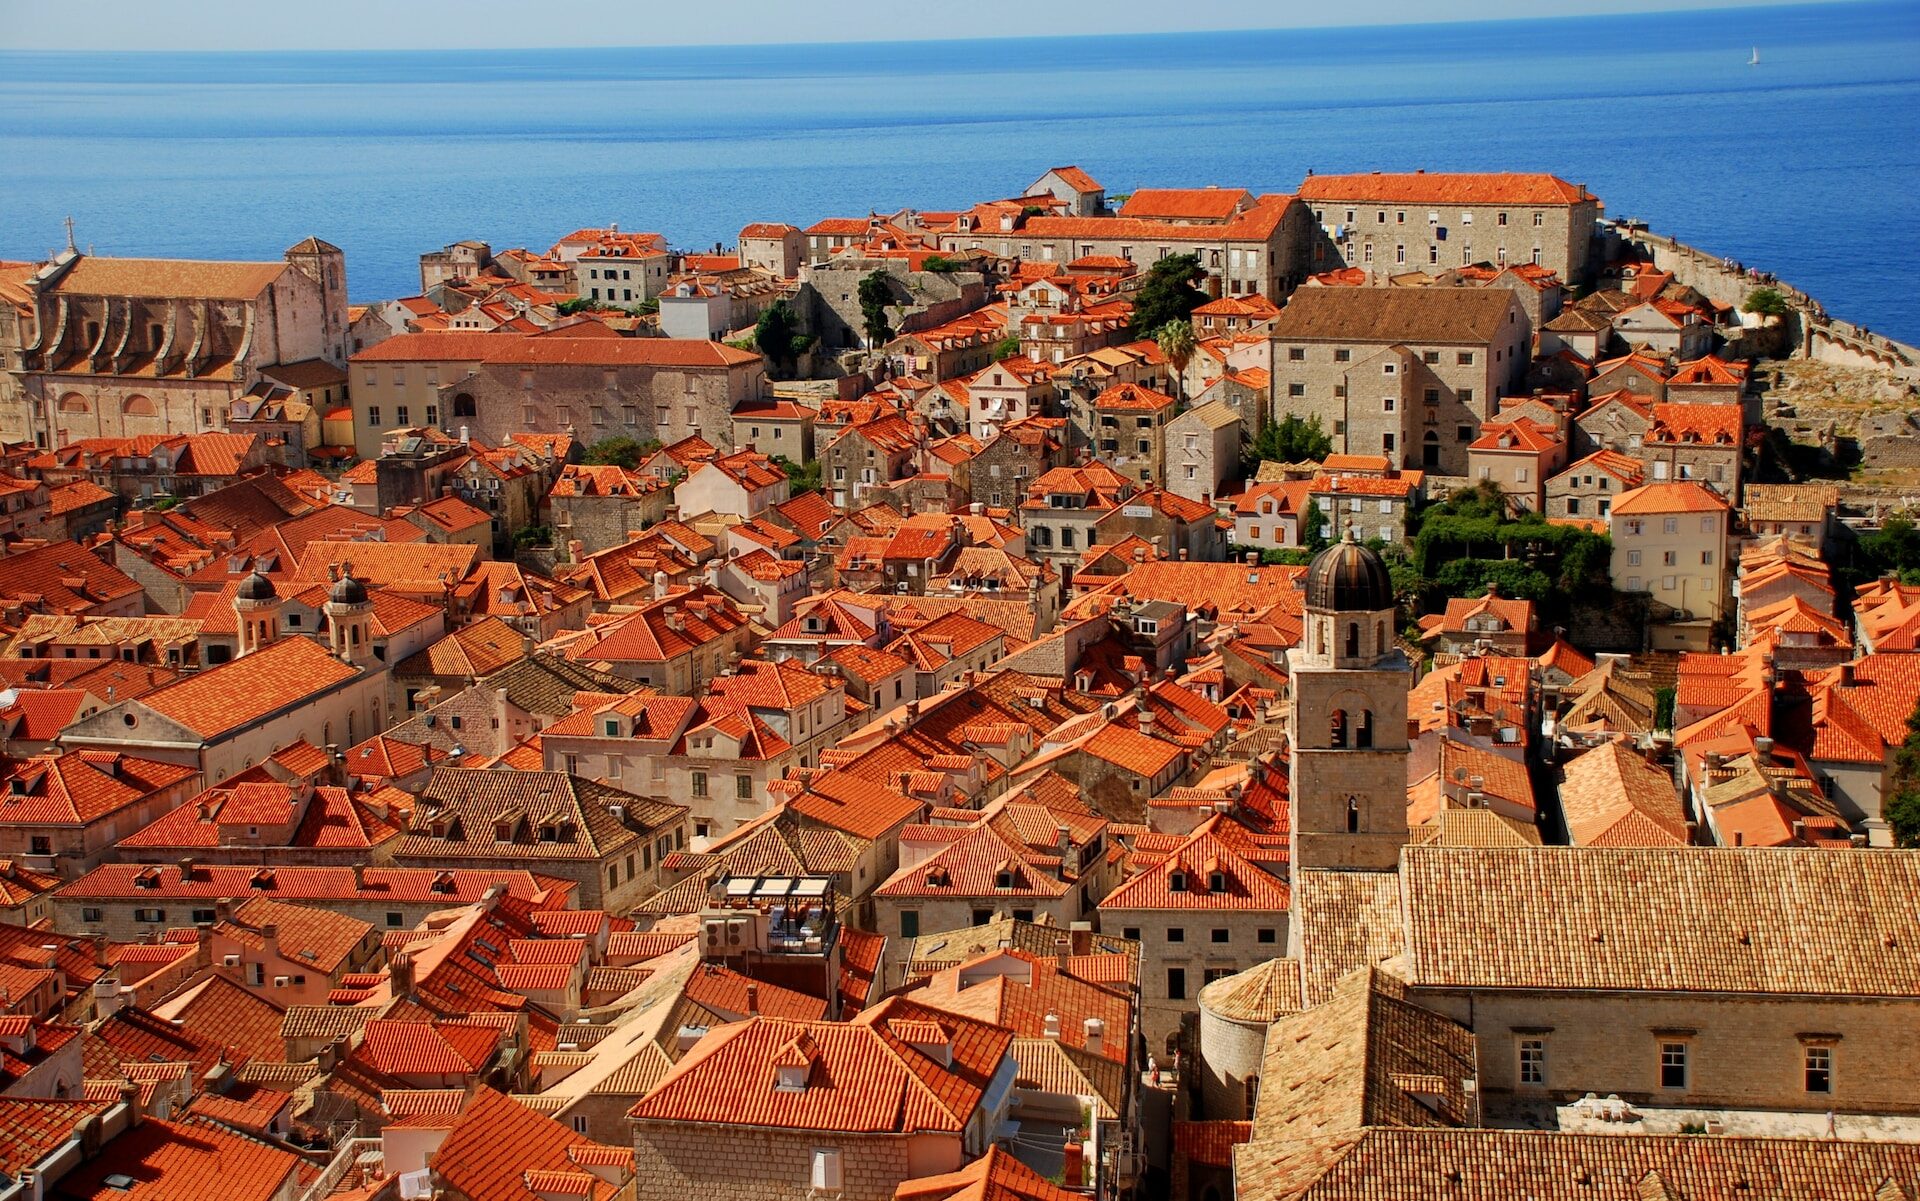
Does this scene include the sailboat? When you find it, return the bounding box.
[1749,46,1761,66]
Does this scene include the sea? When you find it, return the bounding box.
[2,1,1917,341]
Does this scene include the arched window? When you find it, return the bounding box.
[453,393,477,418]
[1345,622,1360,658]
[122,395,156,416]
[1356,709,1374,749]
[1330,709,1348,749]
[1378,621,1389,654]
[57,393,89,413]
[350,625,361,646]
[1346,797,1361,833]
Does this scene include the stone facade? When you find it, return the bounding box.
[11,241,349,450]
[1269,288,1530,475]
[1297,173,1603,285]
[629,1122,955,1201]
[348,333,765,460]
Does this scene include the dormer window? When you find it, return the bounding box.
[995,868,1015,890]
[1208,870,1227,892]
[603,718,622,738]
[1168,870,1188,893]
[774,1063,808,1091]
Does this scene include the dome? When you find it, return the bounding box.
[328,573,368,606]
[1305,534,1393,613]
[235,571,277,602]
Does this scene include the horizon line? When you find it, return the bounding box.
[0,0,1870,57]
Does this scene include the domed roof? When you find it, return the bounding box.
[1305,534,1393,613]
[328,572,368,606]
[235,571,277,602]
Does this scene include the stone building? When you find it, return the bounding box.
[8,240,349,449]
[1296,171,1604,285]
[944,195,1314,300]
[737,222,804,279]
[1159,397,1236,498]
[1608,481,1730,649]
[1286,538,1413,873]
[547,463,673,556]
[966,417,1063,510]
[1268,287,1531,474]
[626,996,1015,1201]
[347,331,765,460]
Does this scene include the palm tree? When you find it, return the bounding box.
[1155,319,1197,404]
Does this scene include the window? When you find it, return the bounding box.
[1334,349,1351,363]
[1257,928,1276,944]
[1210,928,1230,944]
[1659,1041,1689,1089]
[248,962,266,986]
[1519,1038,1546,1085]
[387,912,404,928]
[1429,244,1439,265]
[1532,211,1544,226]
[1395,244,1406,265]
[82,907,104,924]
[1288,347,1305,361]
[366,406,381,427]
[736,775,753,800]
[134,908,166,924]
[1804,1045,1833,1094]
[571,1115,590,1136]
[899,910,919,938]
[691,772,708,797]
[1383,397,1395,413]
[1701,550,1714,566]
[1288,382,1305,398]
[29,835,50,855]
[1167,967,1187,1000]
[191,908,216,925]
[971,908,993,926]
[1663,517,1679,534]
[1167,926,1185,943]
[395,406,410,425]
[1457,425,1473,442]
[1382,363,1396,376]
[1628,550,1642,566]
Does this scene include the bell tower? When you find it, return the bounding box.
[1287,533,1411,872]
[232,570,281,658]
[324,565,374,666]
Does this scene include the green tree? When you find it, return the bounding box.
[582,436,650,469]
[512,524,554,551]
[755,299,801,376]
[991,334,1022,362]
[775,455,822,495]
[1884,693,1920,846]
[1301,498,1330,553]
[1155,319,1197,402]
[1742,286,1790,320]
[858,271,895,346]
[1130,253,1209,336]
[921,254,959,274]
[1245,414,1333,473]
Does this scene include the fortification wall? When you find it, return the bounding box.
[1606,222,1919,381]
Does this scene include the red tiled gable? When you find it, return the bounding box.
[1611,480,1729,517]
[1100,814,1289,911]
[0,751,196,828]
[428,1087,622,1201]
[629,995,1012,1135]
[1298,171,1595,205]
[52,1117,299,1201]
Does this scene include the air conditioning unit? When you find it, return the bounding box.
[274,976,290,988]
[726,917,747,947]
[703,919,727,951]
[221,954,241,968]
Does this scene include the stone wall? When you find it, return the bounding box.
[630,1122,919,1201]
[1416,987,1920,1115]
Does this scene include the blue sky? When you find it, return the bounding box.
[0,0,1864,51]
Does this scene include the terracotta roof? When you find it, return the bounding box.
[52,255,288,300]
[1100,814,1288,912]
[1610,480,1729,516]
[1402,846,1920,995]
[1297,171,1595,205]
[1271,286,1518,344]
[354,330,757,366]
[1234,1129,1920,1201]
[51,1116,300,1201]
[893,1146,1085,1201]
[628,995,1013,1135]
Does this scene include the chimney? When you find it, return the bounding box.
[653,570,670,601]
[178,857,195,883]
[92,977,127,1019]
[567,538,585,565]
[1753,736,1773,758]
[1042,1012,1061,1040]
[389,953,414,999]
[1838,661,1856,686]
[213,898,232,924]
[352,864,366,890]
[1083,1017,1104,1057]
[746,983,760,1015]
[258,924,279,960]
[1138,707,1154,736]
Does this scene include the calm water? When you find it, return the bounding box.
[2,2,1917,339]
